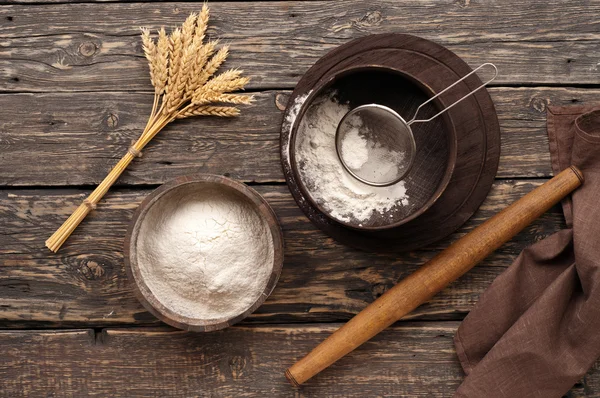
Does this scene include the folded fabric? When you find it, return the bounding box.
[453,107,600,397]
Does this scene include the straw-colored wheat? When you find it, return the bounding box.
[46,4,252,253]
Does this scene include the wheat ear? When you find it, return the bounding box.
[177,106,241,118]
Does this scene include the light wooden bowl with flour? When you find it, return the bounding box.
[124,175,284,332]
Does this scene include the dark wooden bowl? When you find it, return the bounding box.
[124,174,284,332]
[289,65,456,230]
[281,34,500,252]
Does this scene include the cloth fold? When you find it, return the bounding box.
[454,107,600,397]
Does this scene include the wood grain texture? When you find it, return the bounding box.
[0,324,597,397]
[0,180,566,327]
[0,1,599,92]
[0,0,595,394]
[1,87,598,186]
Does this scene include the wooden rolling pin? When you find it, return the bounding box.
[286,166,584,386]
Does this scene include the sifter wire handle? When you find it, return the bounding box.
[407,63,498,125]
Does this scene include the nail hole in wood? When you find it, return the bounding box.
[6,16,13,21]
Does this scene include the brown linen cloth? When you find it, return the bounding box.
[453,106,600,397]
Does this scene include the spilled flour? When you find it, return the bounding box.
[295,91,410,224]
[136,184,274,321]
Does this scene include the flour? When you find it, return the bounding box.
[339,119,369,170]
[136,184,274,321]
[284,91,312,131]
[281,91,312,167]
[295,91,410,224]
[338,117,406,183]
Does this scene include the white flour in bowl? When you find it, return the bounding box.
[136,183,274,321]
[295,91,410,224]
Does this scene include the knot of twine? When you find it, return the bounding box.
[128,143,142,158]
[83,198,97,210]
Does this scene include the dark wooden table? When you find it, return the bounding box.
[1,1,598,396]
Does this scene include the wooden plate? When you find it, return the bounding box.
[281,34,500,252]
[124,174,284,331]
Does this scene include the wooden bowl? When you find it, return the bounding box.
[281,34,500,252]
[124,175,284,332]
[289,65,456,230]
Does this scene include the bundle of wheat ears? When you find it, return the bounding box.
[46,5,252,252]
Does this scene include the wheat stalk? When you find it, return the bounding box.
[46,5,252,252]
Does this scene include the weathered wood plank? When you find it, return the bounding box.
[0,91,282,186]
[0,180,566,327]
[0,1,599,92]
[1,86,596,186]
[0,324,596,397]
